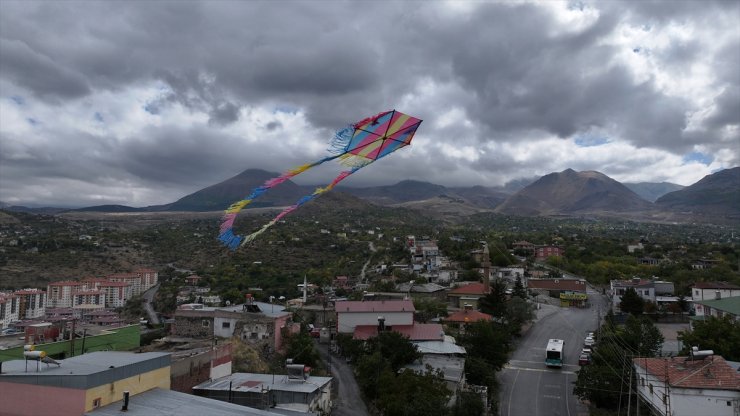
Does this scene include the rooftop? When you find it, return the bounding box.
[353,323,445,341]
[693,281,740,290]
[445,309,493,323]
[335,299,415,313]
[86,388,281,416]
[194,372,332,394]
[413,340,466,355]
[633,355,740,391]
[448,282,489,295]
[693,296,740,316]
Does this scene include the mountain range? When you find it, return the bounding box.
[2,167,738,223]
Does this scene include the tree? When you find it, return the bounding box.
[512,276,527,299]
[678,316,740,361]
[376,367,452,416]
[479,279,508,318]
[365,331,420,371]
[453,391,485,416]
[504,297,535,336]
[618,287,644,315]
[458,320,510,371]
[622,315,664,357]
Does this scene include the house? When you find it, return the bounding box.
[535,245,564,261]
[185,274,203,286]
[692,296,740,322]
[691,282,740,302]
[335,300,415,334]
[395,282,448,301]
[172,298,295,352]
[610,278,657,304]
[445,306,493,326]
[352,322,445,342]
[405,338,467,406]
[447,282,490,309]
[193,370,333,415]
[632,354,740,416]
[0,351,171,416]
[512,241,535,252]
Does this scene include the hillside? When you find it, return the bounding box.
[495,169,654,216]
[655,167,740,216]
[624,182,685,202]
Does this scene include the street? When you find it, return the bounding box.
[315,339,369,416]
[498,288,607,416]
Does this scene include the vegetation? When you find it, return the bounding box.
[678,316,740,361]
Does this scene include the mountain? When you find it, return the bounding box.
[494,169,654,216]
[624,182,685,202]
[655,167,740,216]
[341,180,448,204]
[71,205,144,213]
[160,169,308,212]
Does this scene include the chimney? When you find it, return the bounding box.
[377,316,385,332]
[121,391,129,412]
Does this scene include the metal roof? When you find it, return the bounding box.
[335,299,415,313]
[693,296,740,315]
[86,388,282,416]
[413,340,466,355]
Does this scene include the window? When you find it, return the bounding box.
[649,384,653,394]
[92,398,101,408]
[222,322,230,329]
[202,320,210,327]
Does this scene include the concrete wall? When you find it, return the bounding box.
[0,382,86,416]
[83,366,171,412]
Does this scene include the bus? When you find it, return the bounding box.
[546,339,565,367]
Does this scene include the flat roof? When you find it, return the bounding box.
[194,373,332,394]
[86,388,281,416]
[0,351,170,389]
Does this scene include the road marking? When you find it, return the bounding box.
[544,384,560,389]
[535,369,542,416]
[507,369,519,416]
[504,364,576,375]
[543,394,561,399]
[565,372,572,416]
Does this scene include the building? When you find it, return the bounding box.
[691,282,740,302]
[693,296,740,322]
[353,322,445,342]
[13,289,45,319]
[172,299,294,352]
[535,245,564,261]
[193,370,333,414]
[0,351,171,416]
[447,282,489,309]
[47,281,84,308]
[528,278,588,307]
[632,355,740,416]
[170,342,233,393]
[335,300,415,334]
[405,338,466,406]
[97,281,132,309]
[0,293,20,329]
[445,306,493,327]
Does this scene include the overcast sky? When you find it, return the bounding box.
[1,1,738,208]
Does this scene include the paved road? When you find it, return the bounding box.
[315,340,369,416]
[141,283,160,324]
[499,289,607,416]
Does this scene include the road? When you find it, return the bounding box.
[141,283,160,324]
[315,340,369,416]
[499,288,607,416]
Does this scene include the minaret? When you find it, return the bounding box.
[482,243,491,293]
[303,275,308,303]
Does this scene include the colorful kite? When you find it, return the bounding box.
[219,109,423,250]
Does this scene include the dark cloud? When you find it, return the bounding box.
[0,0,737,206]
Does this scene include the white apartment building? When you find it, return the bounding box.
[46,281,84,308]
[98,281,132,308]
[72,289,105,310]
[0,293,20,329]
[13,289,46,319]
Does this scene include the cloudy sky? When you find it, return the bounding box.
[1,1,738,208]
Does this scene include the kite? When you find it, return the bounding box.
[218,109,423,250]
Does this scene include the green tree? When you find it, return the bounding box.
[678,316,740,361]
[479,279,508,318]
[282,332,322,369]
[365,331,420,371]
[355,351,391,400]
[376,367,452,416]
[504,296,535,336]
[458,320,510,371]
[618,287,644,315]
[453,391,485,416]
[512,276,527,299]
[622,315,664,356]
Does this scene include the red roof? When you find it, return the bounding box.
[445,309,492,323]
[107,273,137,279]
[634,356,740,391]
[528,279,587,292]
[336,300,415,313]
[135,268,157,273]
[353,323,444,341]
[14,289,45,295]
[693,281,740,290]
[449,282,489,295]
[99,281,130,287]
[48,281,83,286]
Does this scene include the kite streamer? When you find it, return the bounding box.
[219,110,422,250]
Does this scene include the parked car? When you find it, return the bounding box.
[309,328,321,338]
[579,354,591,365]
[582,347,593,356]
[1,328,20,336]
[584,336,595,347]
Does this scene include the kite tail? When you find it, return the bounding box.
[217,154,340,250]
[241,167,363,246]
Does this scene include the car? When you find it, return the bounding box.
[582,347,593,356]
[578,354,591,365]
[584,336,595,347]
[309,328,321,338]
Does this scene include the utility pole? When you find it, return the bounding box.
[627,354,633,416]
